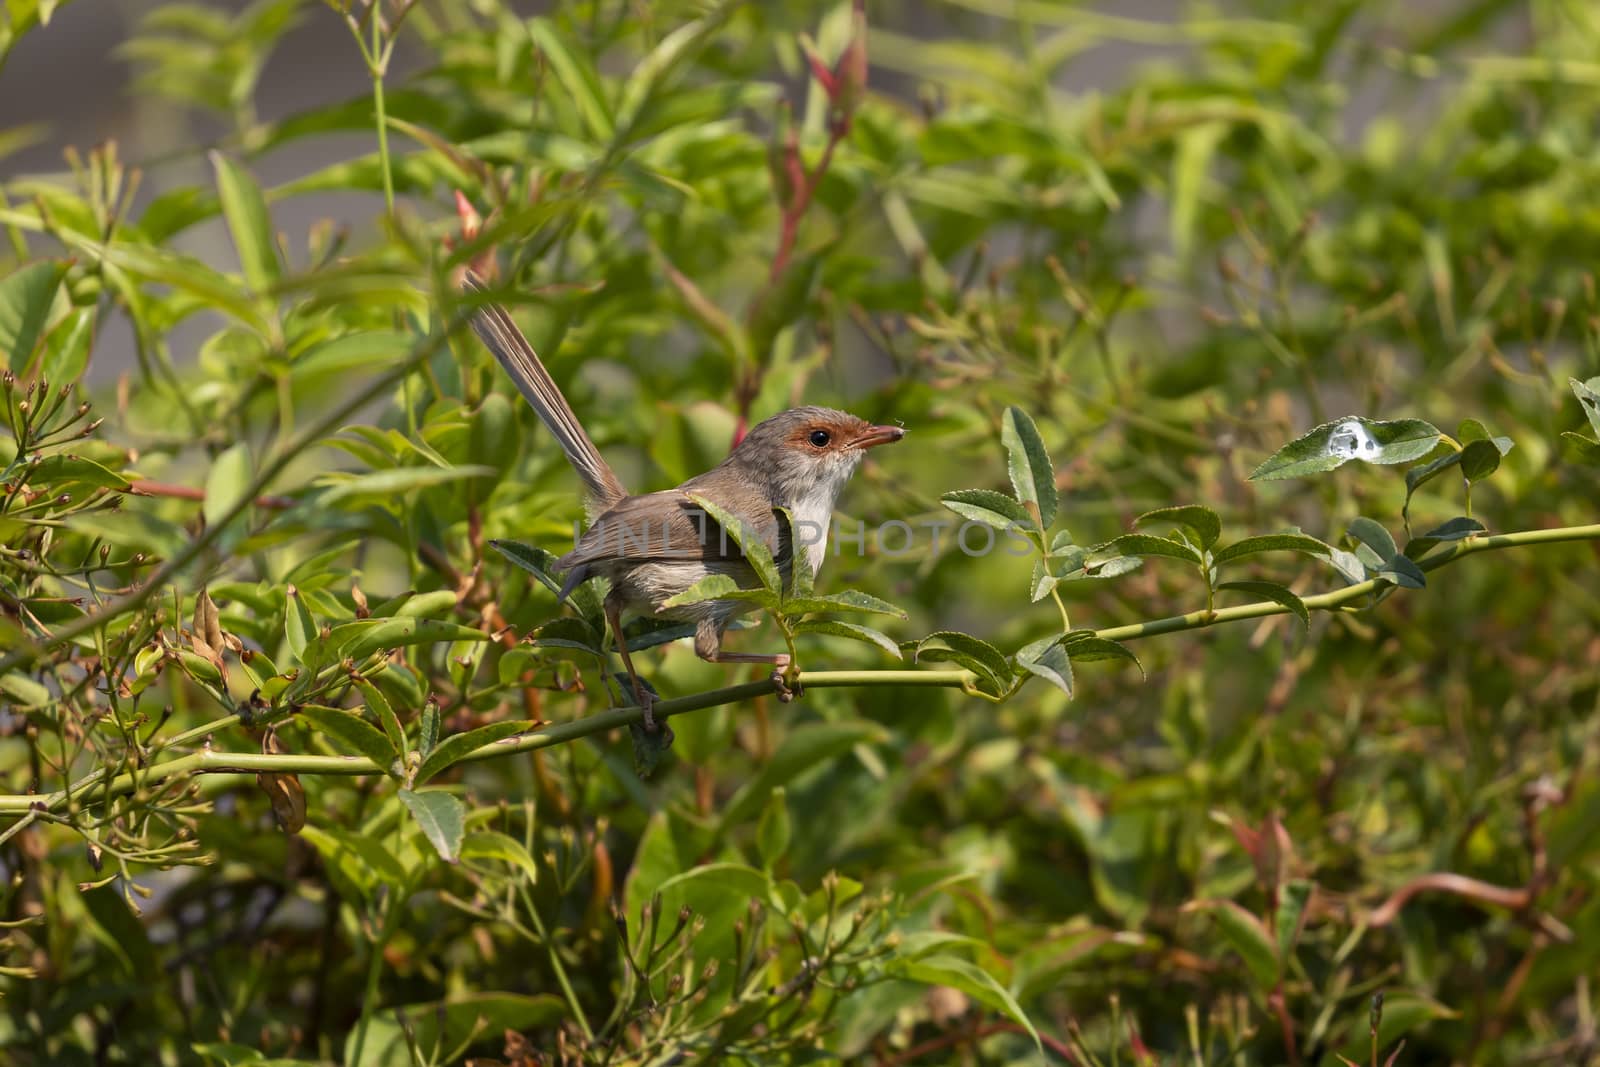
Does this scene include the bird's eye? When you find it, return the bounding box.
[808,429,831,447]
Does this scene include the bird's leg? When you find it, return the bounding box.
[605,597,658,730]
[694,620,802,703]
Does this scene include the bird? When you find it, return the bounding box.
[463,272,904,730]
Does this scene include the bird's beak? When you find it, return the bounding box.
[850,424,906,450]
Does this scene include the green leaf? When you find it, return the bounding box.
[775,505,814,598]
[297,705,397,770]
[399,788,465,863]
[1275,879,1312,961]
[913,631,1012,694]
[1189,899,1278,988]
[328,617,486,661]
[202,441,252,529]
[1403,516,1485,560]
[1346,517,1397,563]
[1135,504,1221,550]
[890,954,1040,1051]
[629,705,675,778]
[1217,580,1310,629]
[393,590,459,619]
[1561,430,1600,464]
[1458,438,1502,481]
[1212,532,1332,566]
[1403,447,1464,508]
[720,721,886,828]
[80,884,158,979]
[613,2,734,139]
[526,17,614,142]
[1061,634,1145,678]
[460,831,539,884]
[0,260,65,372]
[685,493,782,594]
[318,464,495,505]
[1014,635,1073,697]
[940,488,1033,530]
[756,787,791,869]
[490,539,565,598]
[415,720,534,785]
[209,151,280,292]
[791,618,901,658]
[28,454,130,492]
[1376,553,1426,590]
[1249,416,1442,480]
[1001,406,1057,528]
[529,616,605,658]
[0,671,51,708]
[1571,376,1600,437]
[284,587,315,667]
[781,589,907,618]
[354,676,405,758]
[659,572,775,611]
[58,232,269,334]
[291,330,413,382]
[300,825,408,900]
[1088,533,1203,566]
[39,304,94,382]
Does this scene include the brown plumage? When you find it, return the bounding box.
[464,273,903,729]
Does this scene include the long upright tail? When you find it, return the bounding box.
[462,271,628,514]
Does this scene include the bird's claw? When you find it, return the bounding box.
[772,666,803,703]
[637,688,660,732]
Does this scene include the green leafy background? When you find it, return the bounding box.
[2,1,1599,1065]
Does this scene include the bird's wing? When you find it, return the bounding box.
[558,491,784,570]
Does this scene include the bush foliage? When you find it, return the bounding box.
[3,1,1600,1064]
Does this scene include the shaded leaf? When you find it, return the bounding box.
[460,831,539,884]
[1135,504,1221,549]
[297,705,396,770]
[1213,532,1332,566]
[1088,533,1202,566]
[209,151,280,291]
[791,618,901,658]
[890,955,1040,1051]
[329,617,486,661]
[720,721,886,828]
[912,631,1012,694]
[1188,899,1277,988]
[1217,580,1310,629]
[1571,376,1600,437]
[416,720,535,785]
[0,260,65,372]
[686,492,781,593]
[1014,635,1072,697]
[399,788,465,863]
[940,488,1032,530]
[1001,406,1057,528]
[202,441,252,530]
[1404,516,1485,560]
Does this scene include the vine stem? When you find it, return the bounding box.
[1,523,1596,816]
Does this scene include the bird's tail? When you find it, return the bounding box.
[462,271,628,514]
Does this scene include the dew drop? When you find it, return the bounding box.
[1327,420,1380,460]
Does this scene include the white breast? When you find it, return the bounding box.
[787,480,838,578]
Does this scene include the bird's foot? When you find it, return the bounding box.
[636,686,661,732]
[771,664,803,704]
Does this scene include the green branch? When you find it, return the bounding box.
[1,522,1596,819]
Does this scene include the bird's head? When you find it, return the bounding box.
[736,405,902,493]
